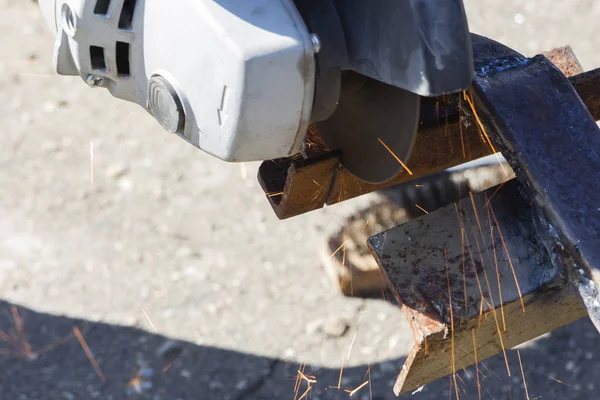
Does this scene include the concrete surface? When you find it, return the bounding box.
[0,0,599,399]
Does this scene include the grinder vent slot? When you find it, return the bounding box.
[90,46,107,71]
[116,41,131,77]
[118,0,138,30]
[94,0,111,15]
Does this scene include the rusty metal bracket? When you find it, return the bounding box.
[366,35,600,396]
[468,35,600,331]
[258,39,600,220]
[367,181,587,396]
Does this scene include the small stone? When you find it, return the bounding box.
[305,318,324,335]
[306,316,349,338]
[180,370,192,379]
[235,380,249,391]
[105,164,129,179]
[157,340,183,363]
[322,317,349,338]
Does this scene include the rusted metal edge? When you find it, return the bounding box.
[542,45,584,77]
[569,67,600,121]
[258,43,600,220]
[470,36,600,332]
[257,152,339,219]
[367,180,587,396]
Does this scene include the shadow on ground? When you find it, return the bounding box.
[0,301,598,400]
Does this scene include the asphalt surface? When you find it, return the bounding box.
[0,1,599,399]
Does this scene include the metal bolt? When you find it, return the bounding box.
[310,33,321,54]
[61,4,78,37]
[86,74,105,88]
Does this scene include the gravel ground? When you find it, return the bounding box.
[0,1,599,399]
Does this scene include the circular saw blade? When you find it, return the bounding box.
[315,72,420,184]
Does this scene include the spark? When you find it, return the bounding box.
[463,90,496,153]
[454,206,485,303]
[483,181,508,209]
[490,225,507,331]
[73,326,106,384]
[239,163,247,180]
[309,179,326,203]
[10,306,36,357]
[329,240,349,260]
[267,191,283,198]
[412,385,425,395]
[119,112,138,143]
[297,385,313,400]
[293,363,304,400]
[461,226,468,313]
[415,184,424,188]
[472,329,481,400]
[337,171,348,203]
[529,368,578,389]
[0,330,13,344]
[347,247,353,296]
[463,90,508,174]
[458,97,467,159]
[0,307,73,358]
[338,354,345,389]
[347,331,358,361]
[127,369,146,393]
[517,350,530,400]
[142,309,158,333]
[162,358,178,372]
[446,113,453,154]
[490,206,526,312]
[481,361,502,380]
[346,310,364,360]
[341,246,350,295]
[377,138,413,175]
[346,380,369,397]
[312,179,325,191]
[415,204,429,214]
[297,370,317,384]
[469,192,489,248]
[368,367,373,400]
[90,142,94,183]
[470,225,511,377]
[445,249,460,400]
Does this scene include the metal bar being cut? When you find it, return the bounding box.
[258,52,600,219]
[469,35,600,331]
[367,180,588,396]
